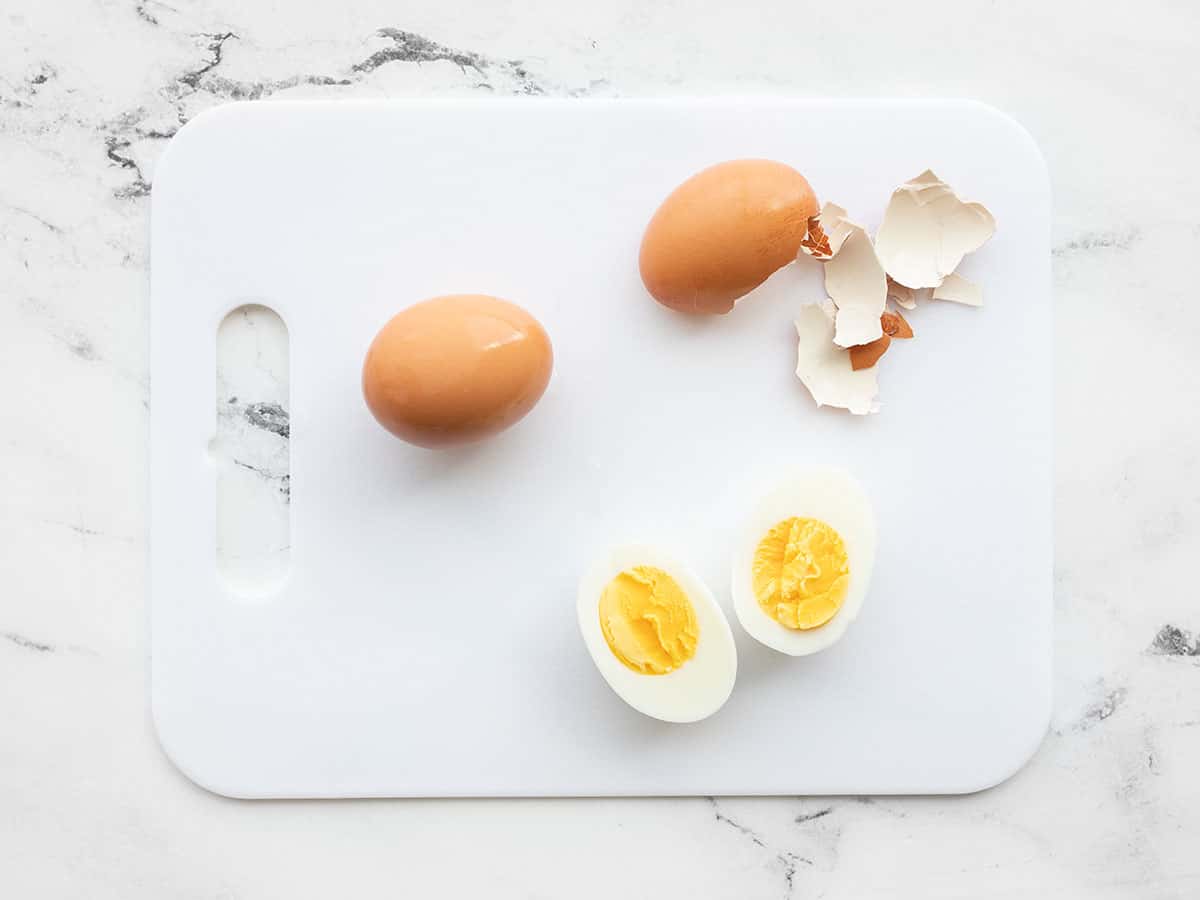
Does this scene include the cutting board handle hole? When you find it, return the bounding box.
[214,304,291,598]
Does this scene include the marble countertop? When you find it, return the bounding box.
[2,0,1198,897]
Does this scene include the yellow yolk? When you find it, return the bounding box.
[599,566,699,675]
[752,517,850,630]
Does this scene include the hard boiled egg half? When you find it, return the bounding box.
[578,546,737,723]
[732,469,877,656]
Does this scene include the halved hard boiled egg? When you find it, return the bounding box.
[578,546,737,723]
[732,469,877,656]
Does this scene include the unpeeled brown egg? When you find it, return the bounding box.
[639,159,819,315]
[362,294,553,449]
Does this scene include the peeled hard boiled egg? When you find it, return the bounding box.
[578,546,737,723]
[732,469,877,656]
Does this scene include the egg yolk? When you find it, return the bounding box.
[752,518,850,630]
[599,566,699,675]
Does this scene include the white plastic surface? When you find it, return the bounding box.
[150,98,1052,798]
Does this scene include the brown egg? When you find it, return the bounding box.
[362,294,553,448]
[639,159,819,315]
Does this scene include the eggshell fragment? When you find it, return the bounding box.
[794,302,880,415]
[931,272,984,307]
[800,203,887,348]
[848,336,889,372]
[874,170,995,290]
[883,309,914,339]
[825,226,887,348]
[848,310,913,371]
[885,276,930,310]
[799,202,856,261]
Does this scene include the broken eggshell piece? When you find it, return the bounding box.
[848,310,913,371]
[889,268,982,309]
[793,170,992,415]
[799,202,856,261]
[885,276,930,311]
[931,271,984,307]
[800,203,887,348]
[874,169,995,291]
[794,302,880,416]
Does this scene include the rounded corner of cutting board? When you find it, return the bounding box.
[152,101,266,209]
[151,694,254,800]
[947,687,1053,796]
[956,99,1051,200]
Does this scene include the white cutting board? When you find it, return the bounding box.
[150,98,1052,798]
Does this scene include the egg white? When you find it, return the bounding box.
[732,468,877,656]
[577,545,738,723]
